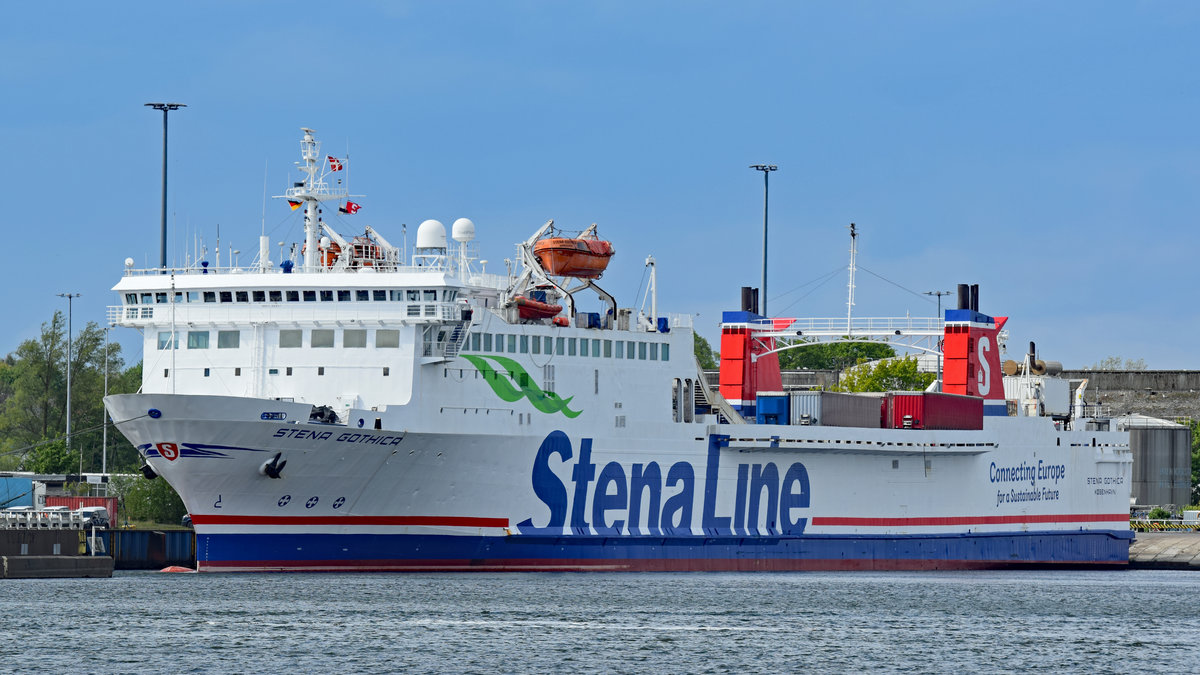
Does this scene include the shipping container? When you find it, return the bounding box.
[755,392,789,425]
[886,392,983,430]
[45,496,119,527]
[788,391,884,428]
[0,476,35,509]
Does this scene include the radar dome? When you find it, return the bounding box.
[451,218,475,243]
[416,219,447,249]
[124,257,135,268]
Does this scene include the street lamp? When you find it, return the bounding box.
[145,102,186,269]
[57,293,80,454]
[749,164,777,316]
[925,290,951,391]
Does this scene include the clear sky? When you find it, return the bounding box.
[2,2,1197,369]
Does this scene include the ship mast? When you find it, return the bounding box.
[846,222,857,335]
[276,128,348,271]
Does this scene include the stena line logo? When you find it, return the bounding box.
[517,431,811,537]
[977,336,992,396]
[462,355,582,418]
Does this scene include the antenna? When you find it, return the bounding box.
[846,223,857,334]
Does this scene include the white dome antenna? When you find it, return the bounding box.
[452,218,475,243]
[416,219,447,250]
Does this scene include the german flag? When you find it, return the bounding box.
[288,200,302,211]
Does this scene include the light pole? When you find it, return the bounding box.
[102,325,109,479]
[925,290,951,391]
[750,164,777,316]
[57,293,80,455]
[145,102,186,269]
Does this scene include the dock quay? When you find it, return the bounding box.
[0,529,113,579]
[1129,533,1200,569]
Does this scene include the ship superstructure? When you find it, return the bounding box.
[104,128,1133,572]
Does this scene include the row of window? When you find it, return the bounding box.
[469,332,670,361]
[129,289,457,305]
[157,328,671,361]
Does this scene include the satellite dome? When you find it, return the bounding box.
[124,257,135,268]
[451,218,475,243]
[416,219,447,249]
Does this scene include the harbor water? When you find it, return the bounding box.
[4,569,1196,673]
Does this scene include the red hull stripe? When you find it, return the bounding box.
[811,513,1130,527]
[198,557,1128,573]
[190,515,509,527]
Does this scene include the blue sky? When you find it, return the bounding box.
[2,2,1197,369]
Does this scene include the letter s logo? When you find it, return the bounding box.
[976,336,991,396]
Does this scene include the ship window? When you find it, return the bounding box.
[204,368,210,377]
[357,290,370,301]
[344,330,366,348]
[374,290,387,301]
[650,343,659,360]
[424,305,436,317]
[203,292,217,303]
[507,335,517,352]
[423,290,437,301]
[235,368,241,376]
[407,290,420,301]
[639,342,647,360]
[155,292,168,304]
[125,293,138,304]
[312,329,335,348]
[217,331,239,348]
[662,344,670,362]
[318,367,325,376]
[286,291,300,302]
[627,342,636,359]
[615,340,624,359]
[568,338,577,356]
[253,290,266,302]
[220,291,233,303]
[531,336,540,354]
[320,290,334,302]
[544,365,555,394]
[303,290,317,302]
[383,367,390,376]
[187,331,209,349]
[520,336,529,353]
[544,337,552,354]
[338,290,351,302]
[157,332,178,350]
[126,308,138,319]
[556,337,565,355]
[187,291,199,303]
[470,334,481,351]
[592,339,601,357]
[407,306,420,317]
[141,307,153,318]
[141,293,153,304]
[286,367,293,376]
[269,290,282,302]
[269,368,278,375]
[604,340,612,358]
[483,334,493,351]
[279,330,302,348]
[164,368,169,378]
[580,339,589,357]
[595,369,599,394]
[235,291,249,303]
[376,330,399,348]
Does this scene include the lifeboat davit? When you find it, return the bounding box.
[533,237,615,279]
[514,295,563,320]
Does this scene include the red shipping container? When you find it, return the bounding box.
[887,392,983,430]
[45,495,119,526]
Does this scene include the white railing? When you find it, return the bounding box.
[0,511,86,530]
[755,316,943,336]
[108,302,462,327]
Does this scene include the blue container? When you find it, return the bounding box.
[755,393,789,425]
[657,317,670,333]
[0,477,34,508]
[586,312,601,329]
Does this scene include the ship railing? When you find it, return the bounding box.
[745,316,944,337]
[665,313,693,329]
[120,262,464,276]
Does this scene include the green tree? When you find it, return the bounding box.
[22,439,80,474]
[777,340,895,371]
[1089,355,1147,370]
[694,332,718,369]
[110,474,187,525]
[833,355,936,393]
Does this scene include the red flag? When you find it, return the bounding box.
[328,156,343,171]
[339,201,361,214]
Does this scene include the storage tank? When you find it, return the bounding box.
[1116,415,1191,507]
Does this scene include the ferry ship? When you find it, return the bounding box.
[104,128,1134,572]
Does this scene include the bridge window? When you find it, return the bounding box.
[407,290,420,301]
[374,290,387,301]
[203,292,217,303]
[286,291,300,302]
[125,293,138,304]
[155,292,168,303]
[279,330,302,348]
[253,290,266,302]
[344,330,366,348]
[423,290,437,302]
[303,290,317,302]
[269,290,282,302]
[186,291,199,303]
[376,330,399,348]
[141,293,153,304]
[157,332,178,350]
[235,291,249,303]
[220,291,233,303]
[187,331,209,349]
[312,330,335,348]
[320,290,334,302]
[338,290,351,302]
[356,290,370,301]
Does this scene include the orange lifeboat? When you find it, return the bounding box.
[533,237,615,278]
[301,241,342,267]
[514,295,563,320]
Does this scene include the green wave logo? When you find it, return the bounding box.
[462,354,583,418]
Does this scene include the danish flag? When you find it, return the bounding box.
[328,156,344,171]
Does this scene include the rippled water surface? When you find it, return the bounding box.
[3,569,1197,673]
